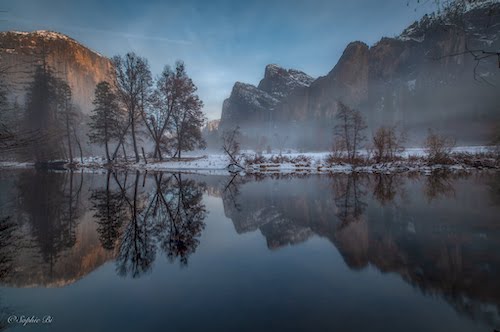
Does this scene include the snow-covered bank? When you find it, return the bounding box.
[1,146,498,175]
[0,161,35,169]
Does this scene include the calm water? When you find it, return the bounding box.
[0,169,499,332]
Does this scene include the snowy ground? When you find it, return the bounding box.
[0,146,497,175]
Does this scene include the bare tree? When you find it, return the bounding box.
[222,126,243,170]
[169,62,205,159]
[424,128,456,163]
[334,102,367,161]
[112,53,152,163]
[372,125,407,162]
[141,65,177,160]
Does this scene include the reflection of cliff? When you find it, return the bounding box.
[221,173,500,324]
[0,171,114,287]
[0,170,209,286]
[3,212,114,288]
[222,176,339,249]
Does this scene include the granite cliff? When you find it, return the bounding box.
[0,30,114,114]
[219,2,500,148]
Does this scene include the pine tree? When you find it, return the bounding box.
[24,64,63,162]
[88,81,122,162]
[56,80,77,163]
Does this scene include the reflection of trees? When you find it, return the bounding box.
[333,174,367,229]
[17,170,83,272]
[116,171,156,278]
[155,174,206,266]
[372,174,405,206]
[424,171,456,202]
[90,171,127,250]
[93,171,207,278]
[488,172,500,206]
[222,174,243,212]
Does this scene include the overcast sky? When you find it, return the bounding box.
[0,0,434,120]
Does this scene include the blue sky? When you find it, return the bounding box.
[0,0,434,120]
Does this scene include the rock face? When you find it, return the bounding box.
[219,65,314,140]
[0,30,114,114]
[202,119,221,149]
[257,64,314,99]
[220,2,500,147]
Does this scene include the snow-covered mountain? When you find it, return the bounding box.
[219,65,314,136]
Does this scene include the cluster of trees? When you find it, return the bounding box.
[0,50,84,164]
[0,50,206,165]
[329,101,459,164]
[90,171,207,276]
[23,61,83,164]
[88,53,205,163]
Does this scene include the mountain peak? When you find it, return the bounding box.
[1,30,104,57]
[4,30,72,41]
[258,64,314,99]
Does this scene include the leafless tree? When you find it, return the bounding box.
[372,125,408,162]
[112,53,152,163]
[169,62,205,159]
[141,65,177,160]
[222,126,242,170]
[334,102,367,161]
[424,128,456,163]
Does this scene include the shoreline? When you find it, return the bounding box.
[1,149,499,175]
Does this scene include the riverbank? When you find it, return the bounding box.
[1,146,498,175]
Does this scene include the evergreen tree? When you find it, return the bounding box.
[56,80,77,163]
[88,81,122,162]
[23,64,63,162]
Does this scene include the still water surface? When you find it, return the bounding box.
[0,170,499,332]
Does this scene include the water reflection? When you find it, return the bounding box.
[220,171,500,327]
[18,171,79,265]
[90,171,207,277]
[0,170,499,330]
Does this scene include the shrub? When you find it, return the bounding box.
[424,129,455,164]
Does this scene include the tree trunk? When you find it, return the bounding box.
[73,128,83,163]
[105,141,110,163]
[112,122,131,160]
[131,116,140,163]
[65,111,73,163]
[122,143,127,160]
[177,139,182,160]
[141,147,148,164]
[104,122,110,162]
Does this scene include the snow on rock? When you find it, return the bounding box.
[258,64,315,99]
